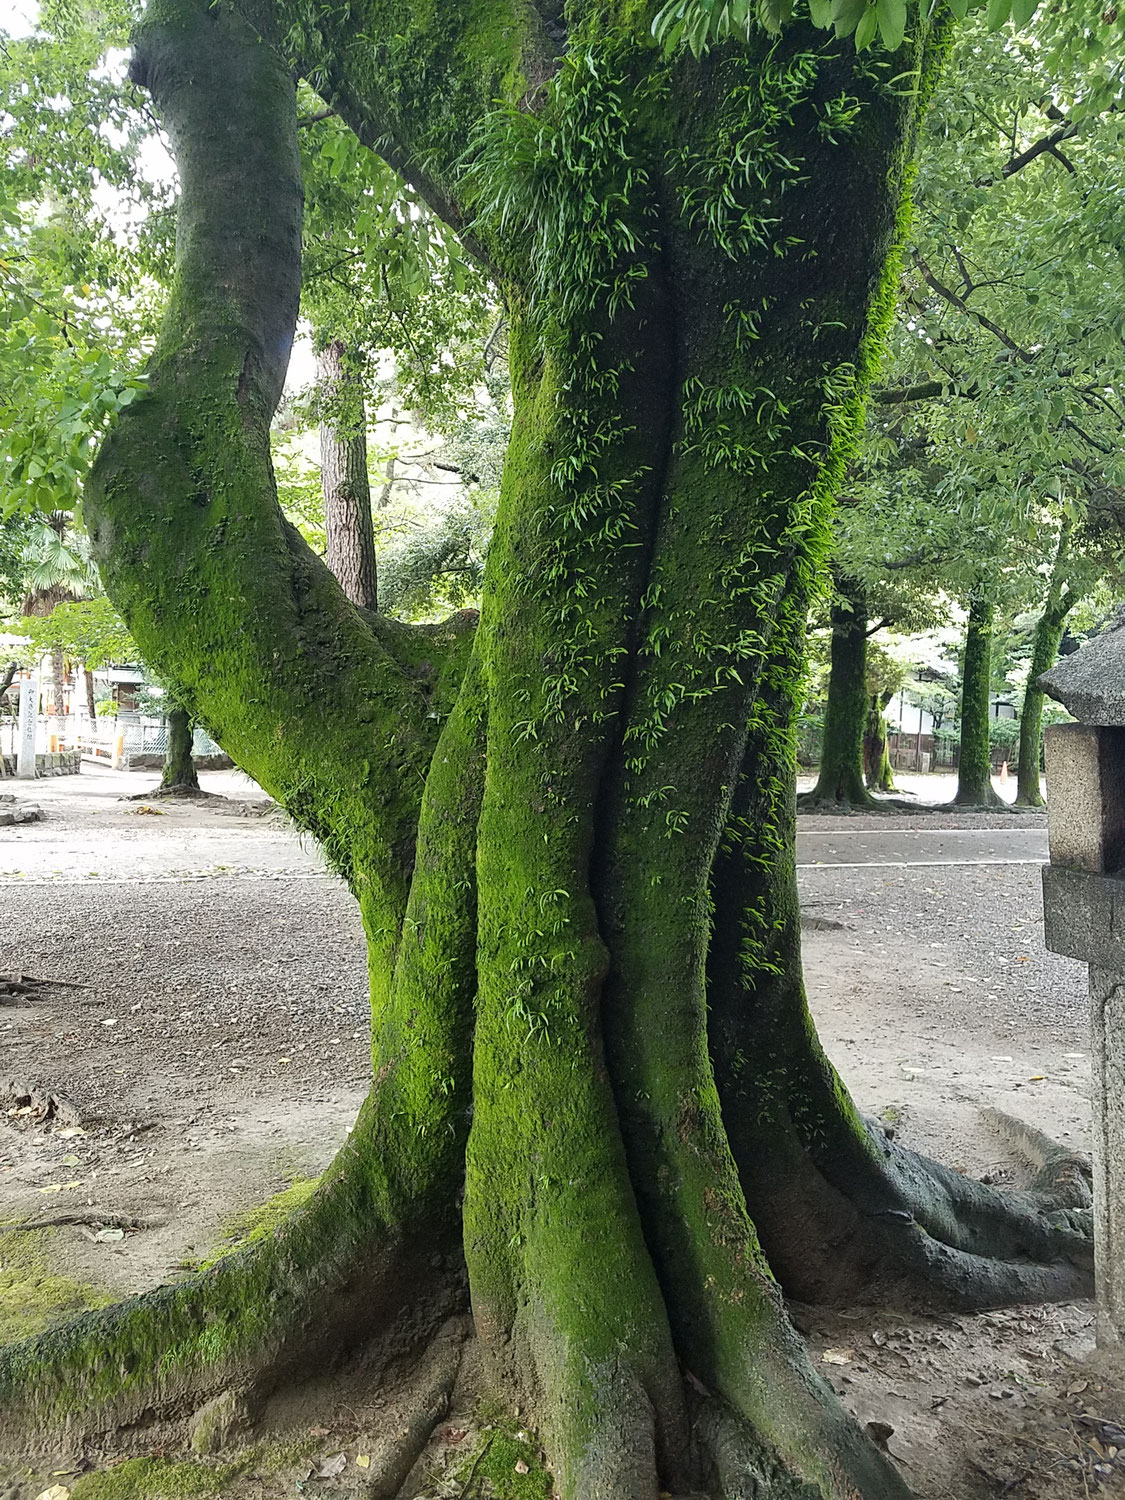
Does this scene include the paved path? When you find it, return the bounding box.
[797,824,1049,868]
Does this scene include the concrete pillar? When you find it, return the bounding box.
[1090,966,1125,1346]
[16,669,38,780]
[1040,622,1125,1347]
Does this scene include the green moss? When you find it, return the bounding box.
[69,1457,245,1500]
[0,1228,110,1346]
[186,1178,319,1273]
[67,1441,317,1500]
[456,1426,554,1500]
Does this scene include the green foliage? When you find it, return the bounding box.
[652,0,1124,56]
[13,595,135,668]
[0,8,169,519]
[837,12,1125,637]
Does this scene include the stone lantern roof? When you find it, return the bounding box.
[1041,617,1125,726]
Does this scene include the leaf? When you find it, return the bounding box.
[985,0,1010,27]
[315,1454,347,1479]
[855,5,879,48]
[876,0,907,49]
[1010,0,1039,20]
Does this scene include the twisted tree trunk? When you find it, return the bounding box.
[0,5,1089,1496]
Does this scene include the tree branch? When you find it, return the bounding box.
[912,252,1034,362]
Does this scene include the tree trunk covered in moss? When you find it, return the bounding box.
[864,690,895,791]
[1015,602,1071,806]
[954,592,1000,807]
[0,4,1092,1496]
[317,338,378,611]
[160,703,199,791]
[1015,528,1077,809]
[806,575,873,806]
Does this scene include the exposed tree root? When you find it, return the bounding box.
[0,1210,160,1234]
[796,791,933,815]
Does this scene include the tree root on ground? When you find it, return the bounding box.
[739,1110,1094,1314]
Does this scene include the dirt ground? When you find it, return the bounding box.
[0,766,1121,1499]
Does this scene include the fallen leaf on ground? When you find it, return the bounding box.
[355,1455,370,1469]
[35,1487,71,1500]
[822,1348,854,1365]
[316,1453,347,1478]
[515,1460,530,1474]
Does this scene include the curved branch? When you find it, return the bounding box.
[84,0,453,933]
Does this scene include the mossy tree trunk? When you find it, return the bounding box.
[953,590,1001,807]
[0,5,1091,1496]
[864,690,896,791]
[160,703,200,792]
[317,338,378,611]
[1015,528,1078,808]
[1015,604,1072,806]
[805,573,874,807]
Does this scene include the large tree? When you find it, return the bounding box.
[0,4,1096,1497]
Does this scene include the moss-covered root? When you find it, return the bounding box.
[709,669,1092,1313]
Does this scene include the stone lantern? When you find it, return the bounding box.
[1040,623,1125,1347]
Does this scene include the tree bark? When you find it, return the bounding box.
[865,691,896,791]
[160,703,200,791]
[953,591,1001,807]
[84,666,97,725]
[1015,529,1078,808]
[805,575,874,807]
[1,6,1089,1497]
[49,645,66,742]
[317,339,378,611]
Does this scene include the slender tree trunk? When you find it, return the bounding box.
[953,592,1000,807]
[49,646,66,744]
[160,704,200,791]
[5,5,1087,1496]
[1015,605,1073,806]
[317,339,378,611]
[1015,528,1078,808]
[0,660,16,703]
[864,691,896,791]
[806,575,872,806]
[84,667,97,725]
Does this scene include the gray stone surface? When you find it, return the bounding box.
[0,794,43,826]
[1043,723,1125,873]
[1090,966,1125,1346]
[1041,865,1125,970]
[1041,618,1125,725]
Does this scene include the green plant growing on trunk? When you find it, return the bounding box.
[0,5,1094,1497]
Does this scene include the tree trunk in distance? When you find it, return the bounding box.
[318,339,378,611]
[84,667,97,725]
[806,575,873,805]
[160,704,200,792]
[864,691,896,791]
[0,660,16,703]
[953,592,1000,806]
[50,646,65,742]
[1015,602,1073,806]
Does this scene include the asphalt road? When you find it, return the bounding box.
[797,824,1049,868]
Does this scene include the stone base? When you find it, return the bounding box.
[0,750,81,778]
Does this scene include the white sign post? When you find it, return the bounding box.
[16,669,39,779]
